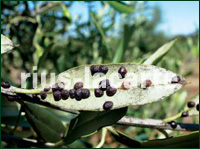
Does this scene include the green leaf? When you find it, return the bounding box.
[1,34,15,54]
[61,4,72,23]
[24,103,66,143]
[64,107,127,144]
[113,24,135,63]
[111,130,199,148]
[27,63,186,111]
[111,129,141,148]
[107,1,135,14]
[143,39,178,65]
[1,95,20,117]
[141,131,199,148]
[90,12,106,42]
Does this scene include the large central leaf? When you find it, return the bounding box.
[14,64,186,111]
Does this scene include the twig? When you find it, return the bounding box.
[117,116,199,131]
[36,1,62,15]
[1,86,199,131]
[1,87,79,115]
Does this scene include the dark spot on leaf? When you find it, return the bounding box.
[118,66,127,79]
[74,82,83,90]
[61,90,69,100]
[94,89,104,97]
[106,86,117,97]
[171,76,181,83]
[81,89,90,99]
[75,89,82,101]
[53,91,62,101]
[103,101,113,110]
[69,89,76,99]
[99,79,110,91]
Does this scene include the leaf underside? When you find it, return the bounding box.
[36,64,185,111]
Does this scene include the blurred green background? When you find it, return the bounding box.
[1,1,199,148]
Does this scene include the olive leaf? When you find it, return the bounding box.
[1,34,15,54]
[143,39,178,65]
[107,1,135,14]
[29,63,186,111]
[64,107,127,145]
[111,129,199,148]
[24,102,66,143]
[141,131,199,148]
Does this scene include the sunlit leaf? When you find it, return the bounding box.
[144,39,178,65]
[13,63,186,111]
[1,34,15,54]
[107,1,135,14]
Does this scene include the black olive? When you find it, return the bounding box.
[181,111,189,117]
[196,104,199,111]
[106,86,117,97]
[61,90,69,100]
[187,101,196,108]
[40,91,47,100]
[99,79,110,91]
[171,76,181,83]
[74,82,83,90]
[103,101,113,110]
[169,121,177,129]
[53,91,62,101]
[81,89,90,99]
[118,66,127,79]
[94,89,104,97]
[75,89,82,101]
[1,81,10,89]
[69,89,76,99]
[100,66,108,74]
